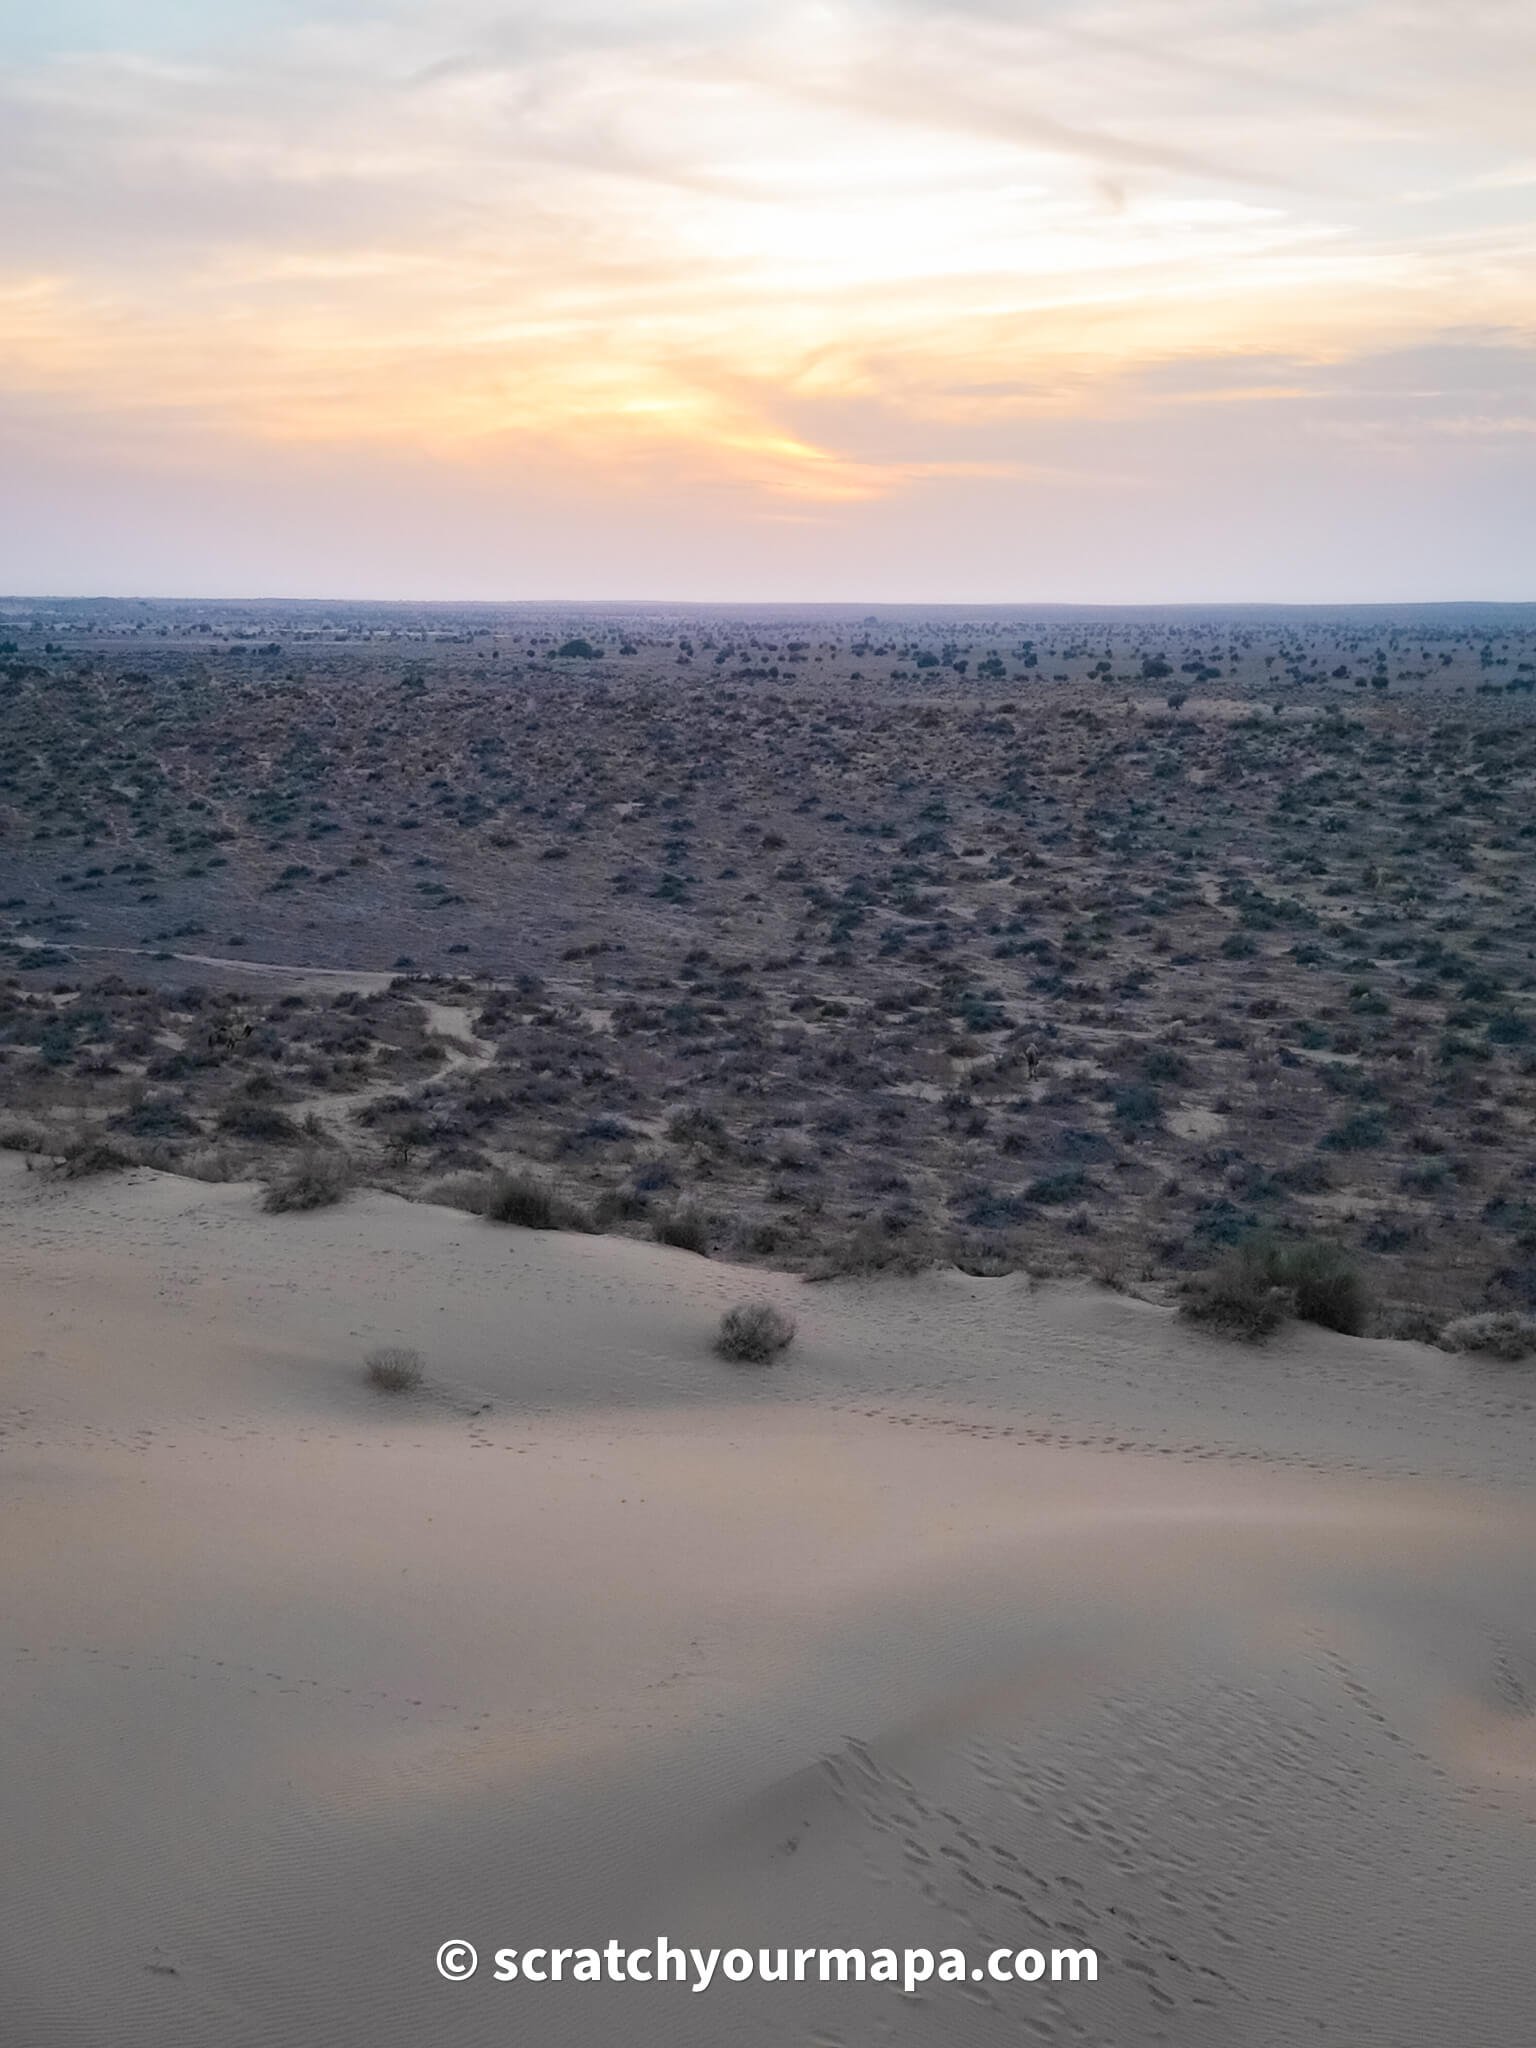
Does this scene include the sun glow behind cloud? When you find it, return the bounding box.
[0,0,1532,596]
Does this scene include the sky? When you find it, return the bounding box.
[1,0,1533,602]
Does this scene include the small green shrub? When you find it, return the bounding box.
[717,1301,796,1363]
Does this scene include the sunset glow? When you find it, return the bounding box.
[2,0,1533,597]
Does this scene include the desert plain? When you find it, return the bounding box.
[5,599,1536,2045]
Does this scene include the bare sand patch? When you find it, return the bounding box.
[5,1157,1536,2044]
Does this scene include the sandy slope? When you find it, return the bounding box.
[4,1155,1536,2046]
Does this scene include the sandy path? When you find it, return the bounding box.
[13,934,398,995]
[300,997,493,1141]
[5,1158,1536,2046]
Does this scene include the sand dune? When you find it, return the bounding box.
[5,1155,1536,2045]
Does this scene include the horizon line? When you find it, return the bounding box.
[6,593,1536,614]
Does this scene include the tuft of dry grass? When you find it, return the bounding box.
[364,1345,424,1393]
[716,1300,797,1363]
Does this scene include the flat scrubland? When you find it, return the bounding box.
[3,598,1536,1325]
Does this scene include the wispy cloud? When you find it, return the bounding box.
[0,1,1532,595]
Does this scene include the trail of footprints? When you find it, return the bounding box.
[788,1630,1534,2045]
[3,1641,496,1731]
[820,1394,1423,1481]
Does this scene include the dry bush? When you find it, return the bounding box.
[949,1241,1021,1278]
[425,1170,497,1214]
[1438,1311,1536,1362]
[1182,1235,1370,1342]
[653,1203,712,1254]
[364,1345,424,1392]
[1375,1304,1446,1346]
[0,1119,48,1154]
[217,1100,302,1144]
[1180,1255,1291,1342]
[481,1170,595,1232]
[716,1301,796,1363]
[809,1223,939,1281]
[1267,1238,1371,1335]
[179,1143,247,1184]
[262,1150,353,1213]
[53,1134,137,1179]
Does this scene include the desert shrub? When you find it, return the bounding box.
[630,1155,678,1193]
[427,1170,496,1215]
[262,1150,352,1213]
[1376,1305,1446,1345]
[481,1170,594,1232]
[114,1096,198,1139]
[217,1100,301,1144]
[1180,1248,1290,1341]
[740,1219,791,1257]
[1182,1234,1370,1342]
[667,1106,725,1146]
[810,1224,939,1281]
[1274,1238,1371,1334]
[716,1301,796,1363]
[0,1119,48,1154]
[1111,1083,1163,1131]
[949,1241,1020,1277]
[1438,1311,1536,1362]
[1362,1214,1417,1254]
[962,1186,1035,1229]
[1142,1047,1191,1083]
[653,1204,712,1254]
[364,1345,424,1392]
[54,1134,136,1178]
[1320,1111,1387,1153]
[590,1186,648,1227]
[179,1143,245,1184]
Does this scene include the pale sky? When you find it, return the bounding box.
[1,0,1533,601]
